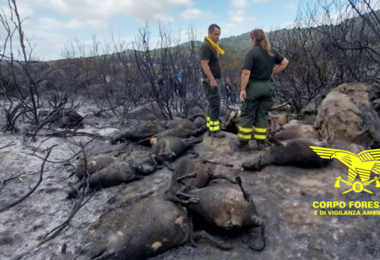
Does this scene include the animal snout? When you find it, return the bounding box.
[233,223,242,229]
[169,152,176,159]
[133,161,157,176]
[224,221,233,230]
[130,163,144,174]
[224,221,241,230]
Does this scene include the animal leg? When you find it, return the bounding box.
[268,125,284,139]
[188,152,199,158]
[202,159,233,167]
[188,214,198,247]
[67,182,83,199]
[163,161,174,171]
[92,251,116,260]
[268,137,284,146]
[73,244,109,260]
[248,220,266,251]
[186,136,203,145]
[195,127,207,136]
[163,193,199,206]
[176,172,197,182]
[136,137,152,146]
[211,173,238,184]
[192,230,233,250]
[179,195,200,205]
[150,154,158,166]
[175,192,196,200]
[235,176,250,202]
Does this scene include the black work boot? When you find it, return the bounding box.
[231,139,250,152]
[212,130,226,138]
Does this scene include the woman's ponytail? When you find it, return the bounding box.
[250,29,274,57]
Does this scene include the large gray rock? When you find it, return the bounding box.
[314,82,380,145]
[301,95,324,125]
[372,99,380,118]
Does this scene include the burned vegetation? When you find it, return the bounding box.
[2,0,380,260]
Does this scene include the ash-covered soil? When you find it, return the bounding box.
[1,116,379,260]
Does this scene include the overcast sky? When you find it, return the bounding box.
[0,0,300,61]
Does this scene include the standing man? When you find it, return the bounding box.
[200,24,225,138]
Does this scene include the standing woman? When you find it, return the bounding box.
[236,29,289,150]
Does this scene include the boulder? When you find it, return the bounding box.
[301,95,325,125]
[314,82,380,145]
[372,99,380,118]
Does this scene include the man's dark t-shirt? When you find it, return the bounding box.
[242,45,284,81]
[200,40,222,79]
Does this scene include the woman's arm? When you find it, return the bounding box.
[240,69,251,92]
[240,69,251,102]
[273,57,289,75]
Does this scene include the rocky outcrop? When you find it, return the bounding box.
[314,82,380,145]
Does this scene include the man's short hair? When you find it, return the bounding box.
[208,24,221,33]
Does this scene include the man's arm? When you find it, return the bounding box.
[273,57,289,76]
[201,60,217,89]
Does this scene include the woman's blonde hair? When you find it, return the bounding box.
[250,29,274,57]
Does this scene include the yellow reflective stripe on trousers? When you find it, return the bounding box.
[209,125,221,132]
[253,134,267,140]
[255,127,267,133]
[207,116,211,128]
[238,126,252,134]
[238,133,251,140]
[254,127,267,140]
[238,126,253,140]
[209,120,220,132]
